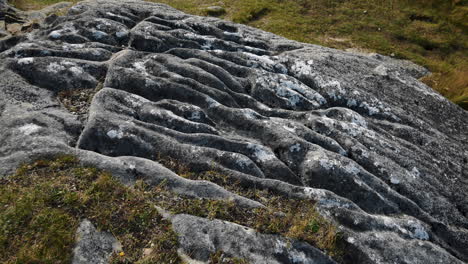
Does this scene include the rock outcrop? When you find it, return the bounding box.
[73,219,122,264]
[0,0,467,263]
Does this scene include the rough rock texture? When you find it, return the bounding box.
[73,219,122,264]
[0,0,467,263]
[172,214,336,264]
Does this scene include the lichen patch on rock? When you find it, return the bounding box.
[0,0,467,263]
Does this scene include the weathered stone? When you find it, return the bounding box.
[72,219,122,264]
[172,214,336,264]
[0,0,467,263]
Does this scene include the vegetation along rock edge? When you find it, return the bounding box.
[0,0,467,263]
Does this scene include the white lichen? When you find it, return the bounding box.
[133,61,149,76]
[115,31,128,38]
[347,98,358,107]
[92,30,108,39]
[63,43,85,51]
[373,64,388,76]
[410,167,421,178]
[319,159,335,171]
[289,143,301,153]
[47,62,66,73]
[205,97,220,108]
[303,187,326,198]
[107,129,124,139]
[291,60,313,76]
[407,220,429,240]
[189,111,202,120]
[282,124,296,133]
[243,52,287,73]
[69,66,84,76]
[183,32,217,50]
[344,163,360,176]
[247,143,276,162]
[18,123,41,135]
[390,175,401,185]
[125,94,148,107]
[48,30,62,39]
[145,78,157,87]
[255,72,325,109]
[17,57,34,65]
[347,237,356,244]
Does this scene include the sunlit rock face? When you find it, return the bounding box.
[1,0,467,263]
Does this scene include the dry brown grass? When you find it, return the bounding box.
[422,62,468,108]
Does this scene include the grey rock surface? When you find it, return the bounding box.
[72,219,122,264]
[0,0,467,263]
[172,214,336,264]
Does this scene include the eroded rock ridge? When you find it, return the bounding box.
[1,0,467,263]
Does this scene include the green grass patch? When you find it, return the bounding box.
[0,156,181,264]
[228,0,271,24]
[1,155,342,263]
[156,158,344,260]
[9,0,79,10]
